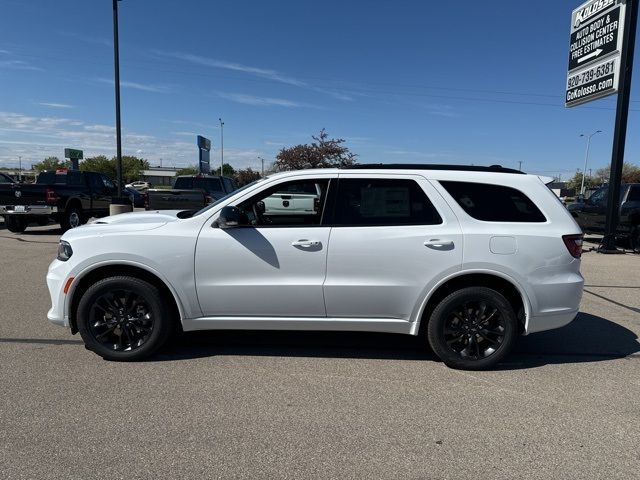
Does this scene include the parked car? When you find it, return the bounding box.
[46,164,584,370]
[0,169,116,233]
[126,181,152,191]
[146,174,237,210]
[568,183,640,250]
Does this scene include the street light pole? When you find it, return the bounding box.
[219,118,224,176]
[579,130,602,195]
[18,156,21,181]
[258,156,264,176]
[112,0,123,198]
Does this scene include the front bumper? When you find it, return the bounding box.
[1,205,58,215]
[46,259,70,327]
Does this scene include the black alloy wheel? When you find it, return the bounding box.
[427,287,518,370]
[77,276,173,361]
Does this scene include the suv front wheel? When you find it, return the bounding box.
[77,276,172,361]
[427,287,518,370]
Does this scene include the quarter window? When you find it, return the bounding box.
[627,186,640,202]
[333,179,442,226]
[440,181,546,222]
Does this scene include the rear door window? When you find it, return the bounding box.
[333,178,442,226]
[627,186,640,202]
[440,181,546,222]
[222,177,234,193]
[173,177,193,189]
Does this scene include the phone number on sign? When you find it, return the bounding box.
[567,60,615,89]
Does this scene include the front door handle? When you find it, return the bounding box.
[424,239,454,249]
[292,239,320,247]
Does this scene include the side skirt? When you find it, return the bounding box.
[182,317,415,335]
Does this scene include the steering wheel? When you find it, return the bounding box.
[251,202,271,225]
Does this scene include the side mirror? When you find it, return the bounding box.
[213,206,249,229]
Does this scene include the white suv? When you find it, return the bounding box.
[46,165,584,370]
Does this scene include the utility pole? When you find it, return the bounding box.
[258,156,264,176]
[219,118,224,176]
[112,0,123,198]
[18,156,21,181]
[579,130,601,194]
[518,160,523,171]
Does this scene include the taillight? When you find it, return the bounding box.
[46,188,59,205]
[562,234,584,259]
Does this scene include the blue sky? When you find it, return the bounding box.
[0,0,639,178]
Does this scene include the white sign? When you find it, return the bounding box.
[566,0,626,107]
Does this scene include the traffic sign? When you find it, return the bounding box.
[566,0,626,107]
[64,148,83,160]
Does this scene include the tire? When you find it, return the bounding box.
[61,206,83,232]
[76,276,173,361]
[427,287,519,370]
[631,226,640,254]
[5,216,27,233]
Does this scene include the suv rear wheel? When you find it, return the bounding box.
[427,287,518,370]
[77,276,173,361]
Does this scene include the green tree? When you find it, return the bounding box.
[594,162,640,184]
[80,155,149,183]
[176,166,198,176]
[566,170,599,192]
[274,129,357,171]
[32,156,70,172]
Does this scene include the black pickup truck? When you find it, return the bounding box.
[146,174,237,210]
[0,169,117,233]
[568,183,640,251]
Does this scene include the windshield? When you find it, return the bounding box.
[191,178,266,217]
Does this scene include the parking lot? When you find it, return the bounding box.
[1,222,639,480]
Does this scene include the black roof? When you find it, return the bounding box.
[343,163,524,174]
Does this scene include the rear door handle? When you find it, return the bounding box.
[292,239,320,247]
[424,239,454,248]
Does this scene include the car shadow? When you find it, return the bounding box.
[153,312,640,369]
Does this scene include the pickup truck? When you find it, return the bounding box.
[146,174,237,211]
[263,180,322,216]
[568,183,640,251]
[1,172,16,184]
[0,169,117,233]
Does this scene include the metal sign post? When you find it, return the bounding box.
[64,148,83,170]
[197,135,212,174]
[602,0,638,252]
[566,0,638,253]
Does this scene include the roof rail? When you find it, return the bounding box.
[342,163,524,174]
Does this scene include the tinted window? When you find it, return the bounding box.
[0,173,14,184]
[173,177,193,189]
[66,171,85,187]
[222,177,234,193]
[440,181,546,222]
[334,179,442,226]
[194,177,224,195]
[589,186,608,204]
[627,186,640,202]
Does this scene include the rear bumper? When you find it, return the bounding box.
[526,308,579,334]
[0,205,58,215]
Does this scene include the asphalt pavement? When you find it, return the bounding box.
[1,223,639,479]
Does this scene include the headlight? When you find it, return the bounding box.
[57,241,73,261]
